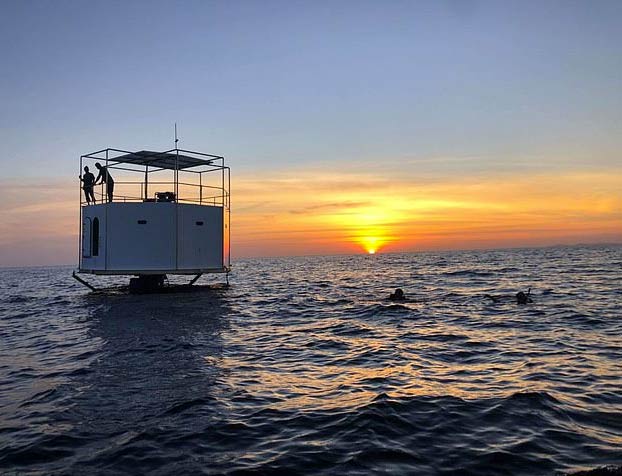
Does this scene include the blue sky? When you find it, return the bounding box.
[1,0,620,178]
[0,1,621,266]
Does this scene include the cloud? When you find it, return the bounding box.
[289,201,372,215]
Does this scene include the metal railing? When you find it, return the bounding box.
[80,180,229,207]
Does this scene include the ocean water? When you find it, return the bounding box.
[1,246,621,475]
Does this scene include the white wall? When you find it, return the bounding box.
[177,204,223,270]
[107,202,176,270]
[80,203,224,273]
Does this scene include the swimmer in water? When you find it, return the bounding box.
[516,289,532,305]
[485,288,533,304]
[389,288,406,301]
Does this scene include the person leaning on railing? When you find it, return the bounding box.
[94,162,115,203]
[79,166,96,205]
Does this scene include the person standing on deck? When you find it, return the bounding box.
[79,166,96,205]
[94,162,115,203]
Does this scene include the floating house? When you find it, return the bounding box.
[74,148,230,291]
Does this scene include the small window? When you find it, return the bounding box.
[196,221,204,226]
[137,220,147,224]
[92,217,100,257]
[82,217,92,258]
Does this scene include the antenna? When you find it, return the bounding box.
[174,123,179,149]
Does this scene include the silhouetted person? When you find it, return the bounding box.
[389,288,406,301]
[94,162,114,203]
[79,166,96,205]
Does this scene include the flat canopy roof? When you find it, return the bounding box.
[109,150,214,170]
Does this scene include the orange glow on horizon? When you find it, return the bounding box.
[0,166,621,266]
[231,168,622,258]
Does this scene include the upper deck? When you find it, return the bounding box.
[79,148,230,207]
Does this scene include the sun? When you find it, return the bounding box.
[359,236,383,255]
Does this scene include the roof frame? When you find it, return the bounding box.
[81,148,227,174]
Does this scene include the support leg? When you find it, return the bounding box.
[72,271,98,292]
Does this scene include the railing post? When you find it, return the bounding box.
[78,155,83,268]
[105,149,109,272]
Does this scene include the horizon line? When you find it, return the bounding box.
[2,241,620,270]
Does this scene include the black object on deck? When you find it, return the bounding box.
[156,191,176,202]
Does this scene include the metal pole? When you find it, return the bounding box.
[175,147,179,270]
[105,149,109,271]
[78,155,83,269]
[175,149,179,199]
[227,166,231,269]
[144,165,148,201]
[199,171,202,205]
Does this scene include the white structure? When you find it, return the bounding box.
[76,148,230,289]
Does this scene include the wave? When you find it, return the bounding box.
[442,270,495,277]
[563,466,622,476]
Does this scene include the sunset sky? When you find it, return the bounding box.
[0,1,621,266]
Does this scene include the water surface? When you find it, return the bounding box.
[1,246,621,475]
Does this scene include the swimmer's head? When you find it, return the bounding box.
[389,288,406,301]
[516,291,528,304]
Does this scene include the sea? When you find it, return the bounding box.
[1,245,621,476]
